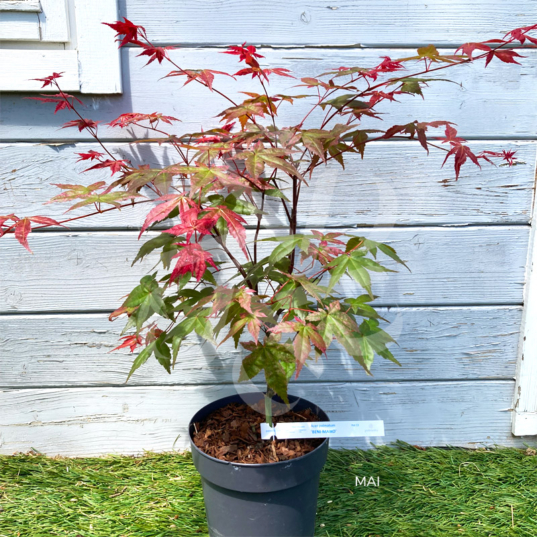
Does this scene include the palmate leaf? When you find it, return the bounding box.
[359,318,400,366]
[360,238,409,270]
[168,310,216,344]
[132,233,178,266]
[261,234,311,264]
[306,302,397,374]
[154,335,172,373]
[320,93,370,111]
[120,274,170,333]
[238,147,305,181]
[66,191,140,212]
[126,341,156,381]
[221,194,259,215]
[271,319,327,376]
[345,296,387,321]
[326,253,374,296]
[239,337,296,403]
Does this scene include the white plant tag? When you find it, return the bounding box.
[260,420,384,440]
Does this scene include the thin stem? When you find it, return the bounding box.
[53,83,119,163]
[253,191,265,265]
[264,387,275,427]
[2,199,154,233]
[211,229,255,289]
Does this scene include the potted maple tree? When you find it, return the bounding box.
[1,18,533,537]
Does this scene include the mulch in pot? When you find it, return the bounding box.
[192,401,325,464]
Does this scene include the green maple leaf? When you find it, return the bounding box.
[239,338,296,403]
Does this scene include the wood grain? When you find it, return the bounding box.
[0,1,41,12]
[0,381,528,456]
[1,141,534,228]
[1,47,536,139]
[0,226,529,312]
[122,0,535,47]
[0,307,521,387]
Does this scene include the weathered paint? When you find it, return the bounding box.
[1,0,536,452]
[123,0,537,47]
[0,227,529,312]
[1,142,534,228]
[0,381,525,456]
[0,307,521,387]
[1,48,537,140]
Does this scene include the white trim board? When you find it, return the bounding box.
[0,0,122,93]
[0,1,41,12]
[512,148,537,436]
[0,0,69,42]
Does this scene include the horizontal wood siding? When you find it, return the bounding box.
[0,307,521,387]
[0,0,535,454]
[1,142,534,228]
[0,381,522,456]
[1,48,537,141]
[122,0,535,46]
[0,227,529,312]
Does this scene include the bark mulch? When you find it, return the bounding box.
[192,401,325,464]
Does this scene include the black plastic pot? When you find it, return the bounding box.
[189,392,329,537]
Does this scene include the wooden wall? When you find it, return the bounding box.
[1,0,536,455]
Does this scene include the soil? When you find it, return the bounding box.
[192,401,325,464]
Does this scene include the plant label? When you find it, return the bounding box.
[260,420,385,440]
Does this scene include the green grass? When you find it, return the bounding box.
[0,443,536,536]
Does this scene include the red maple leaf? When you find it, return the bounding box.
[14,218,32,252]
[31,72,63,88]
[203,206,248,256]
[165,69,234,91]
[234,67,294,81]
[504,25,537,45]
[479,149,518,166]
[137,44,175,65]
[76,150,104,162]
[139,194,196,238]
[108,112,179,128]
[366,56,405,80]
[28,216,63,227]
[485,49,524,67]
[0,214,16,235]
[170,242,217,282]
[111,334,144,353]
[442,144,481,180]
[438,124,466,146]
[455,42,491,59]
[223,43,264,65]
[375,56,405,73]
[499,149,518,166]
[84,159,130,175]
[163,208,217,241]
[103,18,147,47]
[62,119,99,132]
[26,93,83,114]
[8,216,62,253]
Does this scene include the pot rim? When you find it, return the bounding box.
[189,393,329,469]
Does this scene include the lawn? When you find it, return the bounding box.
[0,443,536,536]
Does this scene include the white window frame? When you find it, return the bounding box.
[0,0,122,93]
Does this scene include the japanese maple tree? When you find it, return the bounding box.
[1,20,534,425]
